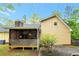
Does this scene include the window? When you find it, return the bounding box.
[54,22,57,26]
[52,22,58,28]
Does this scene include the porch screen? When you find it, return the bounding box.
[10,29,37,39]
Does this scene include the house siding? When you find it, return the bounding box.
[0,32,9,43]
[41,16,71,45]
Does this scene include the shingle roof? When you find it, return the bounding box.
[5,23,41,29]
[0,27,9,32]
[23,23,41,29]
[0,23,41,32]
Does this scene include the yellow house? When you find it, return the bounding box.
[0,27,9,43]
[41,15,72,45]
[0,15,72,45]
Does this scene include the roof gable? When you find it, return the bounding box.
[41,15,72,31]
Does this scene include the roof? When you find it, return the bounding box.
[0,23,40,32]
[41,15,72,31]
[5,23,41,29]
[0,27,9,32]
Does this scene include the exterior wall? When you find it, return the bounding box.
[41,16,71,45]
[0,32,9,43]
[0,32,4,41]
[4,32,9,43]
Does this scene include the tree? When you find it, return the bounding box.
[64,6,79,40]
[6,4,15,11]
[22,15,26,24]
[64,6,73,19]
[4,20,15,27]
[0,4,15,26]
[52,10,61,17]
[30,13,40,23]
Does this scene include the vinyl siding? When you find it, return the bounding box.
[41,16,71,45]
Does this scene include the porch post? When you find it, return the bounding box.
[37,29,39,51]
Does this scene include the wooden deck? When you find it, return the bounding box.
[9,45,38,51]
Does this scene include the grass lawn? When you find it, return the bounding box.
[66,45,79,48]
[0,44,39,56]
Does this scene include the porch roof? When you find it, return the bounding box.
[5,23,41,29]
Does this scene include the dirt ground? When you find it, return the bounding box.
[0,44,39,56]
[1,44,79,56]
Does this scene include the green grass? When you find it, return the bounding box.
[0,44,38,56]
[65,45,79,48]
[69,46,79,48]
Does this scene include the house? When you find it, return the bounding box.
[41,15,72,45]
[0,27,9,43]
[0,15,72,48]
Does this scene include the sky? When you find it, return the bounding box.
[0,3,79,21]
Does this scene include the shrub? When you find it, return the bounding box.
[40,34,56,56]
[40,34,56,48]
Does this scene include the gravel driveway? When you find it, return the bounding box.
[53,46,79,56]
[40,46,79,56]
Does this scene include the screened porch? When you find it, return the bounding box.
[9,28,40,47]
